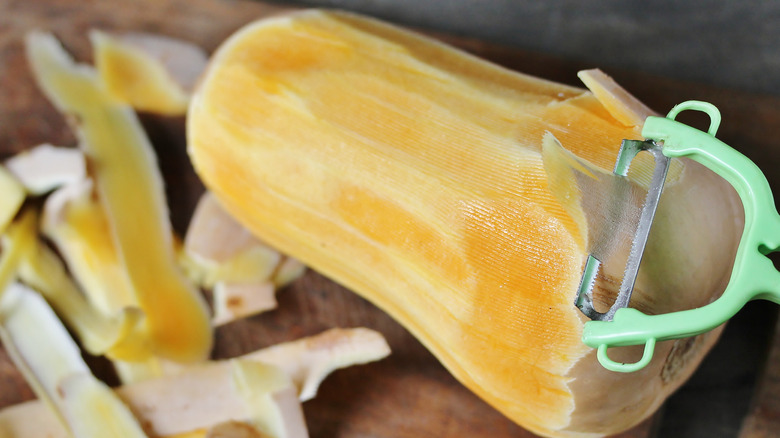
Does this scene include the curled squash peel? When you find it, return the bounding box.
[26,32,212,364]
[188,10,743,437]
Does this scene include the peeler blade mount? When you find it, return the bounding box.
[574,139,671,322]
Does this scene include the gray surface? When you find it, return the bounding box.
[272,0,780,97]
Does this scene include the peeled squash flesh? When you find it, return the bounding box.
[188,10,744,437]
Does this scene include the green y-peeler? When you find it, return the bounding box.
[575,100,780,372]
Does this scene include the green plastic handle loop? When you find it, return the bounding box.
[584,100,780,372]
[597,337,656,373]
[666,100,721,136]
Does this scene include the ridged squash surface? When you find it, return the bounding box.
[188,10,743,437]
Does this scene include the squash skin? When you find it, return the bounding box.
[187,10,743,437]
[26,32,213,364]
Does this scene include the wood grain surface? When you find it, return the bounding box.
[1,0,778,437]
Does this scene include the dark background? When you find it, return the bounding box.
[268,0,780,97]
[265,1,780,437]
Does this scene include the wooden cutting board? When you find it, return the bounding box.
[2,0,779,437]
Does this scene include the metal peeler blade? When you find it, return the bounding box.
[574,139,671,321]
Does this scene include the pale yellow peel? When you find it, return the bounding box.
[0,328,388,437]
[91,31,206,115]
[0,282,86,433]
[541,132,592,251]
[6,208,142,359]
[0,401,65,438]
[112,357,166,385]
[186,191,303,326]
[57,373,149,438]
[271,257,306,288]
[577,69,655,127]
[26,31,212,363]
[212,282,277,326]
[42,179,137,315]
[18,224,148,360]
[0,166,25,234]
[243,327,391,401]
[0,282,148,438]
[42,180,173,377]
[0,210,36,305]
[231,360,308,438]
[185,191,284,288]
[4,144,86,195]
[198,246,282,288]
[206,422,267,438]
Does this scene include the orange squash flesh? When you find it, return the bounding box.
[188,10,742,437]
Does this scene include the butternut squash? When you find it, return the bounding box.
[187,10,743,437]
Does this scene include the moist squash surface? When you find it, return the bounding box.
[188,10,743,437]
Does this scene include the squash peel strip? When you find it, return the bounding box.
[25,31,212,363]
[4,144,86,196]
[42,179,138,315]
[0,282,148,438]
[0,328,388,438]
[91,30,207,116]
[0,208,147,359]
[0,166,25,234]
[230,360,308,438]
[18,237,148,360]
[0,210,35,304]
[184,191,307,325]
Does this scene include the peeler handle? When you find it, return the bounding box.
[584,100,780,372]
[648,101,780,304]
